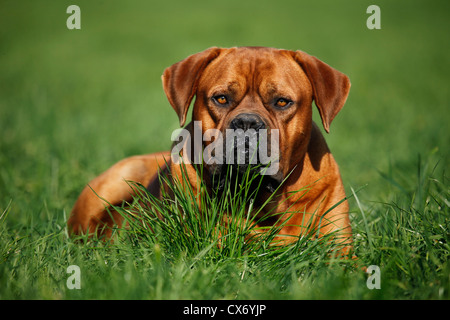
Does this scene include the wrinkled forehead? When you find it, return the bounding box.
[198,47,310,95]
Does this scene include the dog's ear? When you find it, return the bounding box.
[162,47,222,127]
[291,50,350,133]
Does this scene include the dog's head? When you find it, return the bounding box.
[162,47,350,189]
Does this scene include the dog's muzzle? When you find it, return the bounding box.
[227,113,267,169]
[209,113,282,193]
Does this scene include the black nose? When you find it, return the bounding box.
[230,113,266,131]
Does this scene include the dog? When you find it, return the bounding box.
[68,47,352,252]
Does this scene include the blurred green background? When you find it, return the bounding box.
[0,0,448,224]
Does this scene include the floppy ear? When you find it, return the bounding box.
[291,50,351,133]
[162,47,222,127]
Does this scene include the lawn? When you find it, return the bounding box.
[0,0,448,301]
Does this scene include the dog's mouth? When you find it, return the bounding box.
[226,132,258,167]
[209,164,283,194]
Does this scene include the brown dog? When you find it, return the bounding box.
[68,47,352,251]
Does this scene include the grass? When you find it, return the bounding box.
[0,156,448,300]
[110,162,349,258]
[0,0,449,300]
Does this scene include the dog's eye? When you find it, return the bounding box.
[213,95,228,105]
[275,98,292,109]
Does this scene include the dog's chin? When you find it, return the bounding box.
[207,162,282,194]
